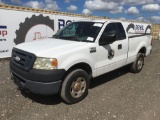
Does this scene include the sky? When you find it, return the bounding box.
[0,0,160,23]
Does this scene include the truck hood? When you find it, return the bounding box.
[15,38,87,57]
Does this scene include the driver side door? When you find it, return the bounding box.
[96,22,128,76]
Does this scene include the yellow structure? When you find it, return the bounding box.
[152,24,160,40]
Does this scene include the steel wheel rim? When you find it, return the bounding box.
[137,57,143,70]
[70,77,86,98]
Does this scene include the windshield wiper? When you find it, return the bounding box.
[53,35,83,42]
[53,35,59,38]
[59,36,82,42]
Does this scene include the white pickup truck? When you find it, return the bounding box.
[10,19,152,104]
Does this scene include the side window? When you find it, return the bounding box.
[103,23,116,35]
[100,23,116,43]
[115,23,126,40]
[100,22,126,42]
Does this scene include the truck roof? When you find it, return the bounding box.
[75,19,125,24]
[76,19,107,23]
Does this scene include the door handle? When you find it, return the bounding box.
[118,44,122,50]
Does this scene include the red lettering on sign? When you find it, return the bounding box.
[33,32,46,40]
[0,30,8,37]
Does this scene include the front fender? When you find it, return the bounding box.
[58,53,96,71]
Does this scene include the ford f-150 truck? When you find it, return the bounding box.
[10,19,152,104]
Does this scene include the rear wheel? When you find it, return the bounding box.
[60,69,90,104]
[130,53,144,73]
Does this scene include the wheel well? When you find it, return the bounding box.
[62,63,92,81]
[139,47,146,55]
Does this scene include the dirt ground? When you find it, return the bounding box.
[0,40,160,120]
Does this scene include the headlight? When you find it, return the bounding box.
[33,58,58,70]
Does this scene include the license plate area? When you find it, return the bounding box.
[11,73,25,88]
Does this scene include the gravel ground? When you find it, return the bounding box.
[0,40,160,120]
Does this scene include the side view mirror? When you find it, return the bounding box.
[99,33,116,46]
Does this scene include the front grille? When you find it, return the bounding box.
[11,48,36,71]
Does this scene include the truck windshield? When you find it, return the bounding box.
[53,22,103,42]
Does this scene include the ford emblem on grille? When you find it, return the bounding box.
[14,56,21,61]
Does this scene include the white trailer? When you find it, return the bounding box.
[0,4,104,58]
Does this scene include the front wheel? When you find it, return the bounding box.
[60,69,90,104]
[130,53,144,73]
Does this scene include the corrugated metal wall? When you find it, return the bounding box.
[152,24,160,40]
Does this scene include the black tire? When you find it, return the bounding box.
[130,53,144,73]
[60,69,90,104]
[14,14,54,45]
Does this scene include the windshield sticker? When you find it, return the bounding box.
[93,23,103,27]
[87,37,94,41]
